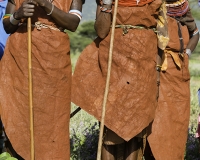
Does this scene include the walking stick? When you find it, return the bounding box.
[27,17,35,160]
[96,0,119,159]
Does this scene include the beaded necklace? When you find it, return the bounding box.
[166,0,189,17]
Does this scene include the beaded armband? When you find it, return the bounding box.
[3,14,12,20]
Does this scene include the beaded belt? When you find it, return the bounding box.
[115,25,157,35]
[34,21,65,32]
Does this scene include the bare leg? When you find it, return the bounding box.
[102,143,126,160]
[143,140,155,160]
[102,144,116,160]
[4,131,24,160]
[124,137,140,160]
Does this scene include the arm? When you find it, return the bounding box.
[3,0,26,34]
[179,9,199,57]
[3,0,83,34]
[34,0,83,31]
[186,28,199,56]
[94,0,112,39]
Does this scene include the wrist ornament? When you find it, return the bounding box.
[100,6,112,13]
[10,13,20,25]
[186,48,191,57]
[47,3,54,15]
[3,14,12,20]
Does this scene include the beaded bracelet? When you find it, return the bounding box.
[193,28,199,36]
[100,6,112,13]
[3,14,12,19]
[186,48,191,57]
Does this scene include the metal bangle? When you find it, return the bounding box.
[10,14,20,25]
[47,3,54,15]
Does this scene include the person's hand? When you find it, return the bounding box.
[14,0,37,19]
[102,0,113,5]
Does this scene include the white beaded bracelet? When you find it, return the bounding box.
[186,48,192,57]
[47,3,54,15]
[10,14,20,25]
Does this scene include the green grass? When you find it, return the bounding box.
[189,53,200,131]
[70,52,81,73]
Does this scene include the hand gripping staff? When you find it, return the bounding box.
[96,0,119,159]
[27,17,35,160]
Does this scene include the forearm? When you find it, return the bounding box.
[3,2,19,34]
[41,0,82,31]
[186,32,199,52]
[4,0,83,33]
[94,4,112,39]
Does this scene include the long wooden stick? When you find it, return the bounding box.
[96,0,119,159]
[27,17,34,160]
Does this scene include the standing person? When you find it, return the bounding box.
[0,0,84,159]
[146,0,199,159]
[72,0,168,159]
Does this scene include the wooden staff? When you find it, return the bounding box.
[27,17,35,160]
[96,0,119,159]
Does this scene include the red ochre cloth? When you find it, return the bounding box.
[118,0,154,6]
[101,0,154,7]
[148,16,191,160]
[0,0,72,159]
[72,0,162,141]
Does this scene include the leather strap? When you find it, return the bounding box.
[177,21,184,54]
